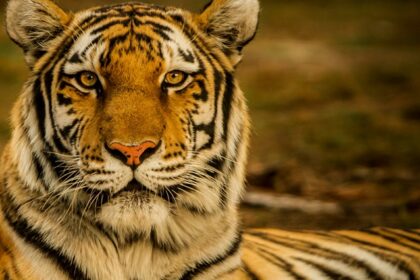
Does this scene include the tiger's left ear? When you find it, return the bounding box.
[197,0,260,66]
[6,0,70,67]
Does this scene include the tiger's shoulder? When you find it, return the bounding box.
[0,215,37,280]
[0,146,36,280]
[240,227,420,279]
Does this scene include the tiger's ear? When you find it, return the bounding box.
[197,0,260,66]
[6,0,69,67]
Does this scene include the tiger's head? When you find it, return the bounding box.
[6,0,258,247]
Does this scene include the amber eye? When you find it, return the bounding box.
[78,71,98,88]
[164,70,187,87]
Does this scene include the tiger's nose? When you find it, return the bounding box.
[107,141,157,167]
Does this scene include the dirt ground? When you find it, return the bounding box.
[0,0,419,229]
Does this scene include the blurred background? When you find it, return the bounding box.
[0,0,419,229]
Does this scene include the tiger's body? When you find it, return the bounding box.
[0,0,418,279]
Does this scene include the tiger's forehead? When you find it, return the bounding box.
[63,3,200,77]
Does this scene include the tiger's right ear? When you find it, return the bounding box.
[6,0,69,66]
[196,0,259,66]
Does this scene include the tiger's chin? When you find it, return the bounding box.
[95,181,171,236]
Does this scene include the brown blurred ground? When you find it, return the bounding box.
[0,0,419,229]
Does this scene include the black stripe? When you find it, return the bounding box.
[218,121,244,209]
[90,19,131,35]
[248,231,383,280]
[200,0,214,13]
[33,12,109,75]
[242,264,260,280]
[69,120,84,145]
[407,230,420,237]
[57,93,72,106]
[178,48,195,63]
[78,13,119,32]
[180,234,242,280]
[32,152,47,188]
[179,202,211,215]
[1,195,89,280]
[133,18,174,41]
[206,155,225,178]
[60,119,80,139]
[100,224,185,253]
[80,36,103,58]
[90,4,135,16]
[152,27,171,41]
[365,228,420,251]
[106,33,130,55]
[102,225,183,253]
[20,118,48,191]
[42,69,70,154]
[44,143,73,181]
[135,11,168,21]
[33,3,194,76]
[137,20,173,33]
[295,257,353,280]
[385,229,420,244]
[150,227,185,253]
[210,153,228,208]
[364,229,420,251]
[194,122,215,151]
[253,247,307,280]
[192,80,208,101]
[33,78,46,140]
[194,69,222,151]
[391,229,420,241]
[68,52,83,63]
[332,233,417,279]
[222,72,234,140]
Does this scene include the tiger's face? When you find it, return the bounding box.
[59,4,234,231]
[57,5,224,225]
[6,0,258,242]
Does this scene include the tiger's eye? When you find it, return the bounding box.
[78,71,98,88]
[164,71,187,86]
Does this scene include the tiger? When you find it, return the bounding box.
[0,0,419,279]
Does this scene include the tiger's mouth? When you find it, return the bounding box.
[111,179,179,204]
[82,177,182,209]
[113,180,153,198]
